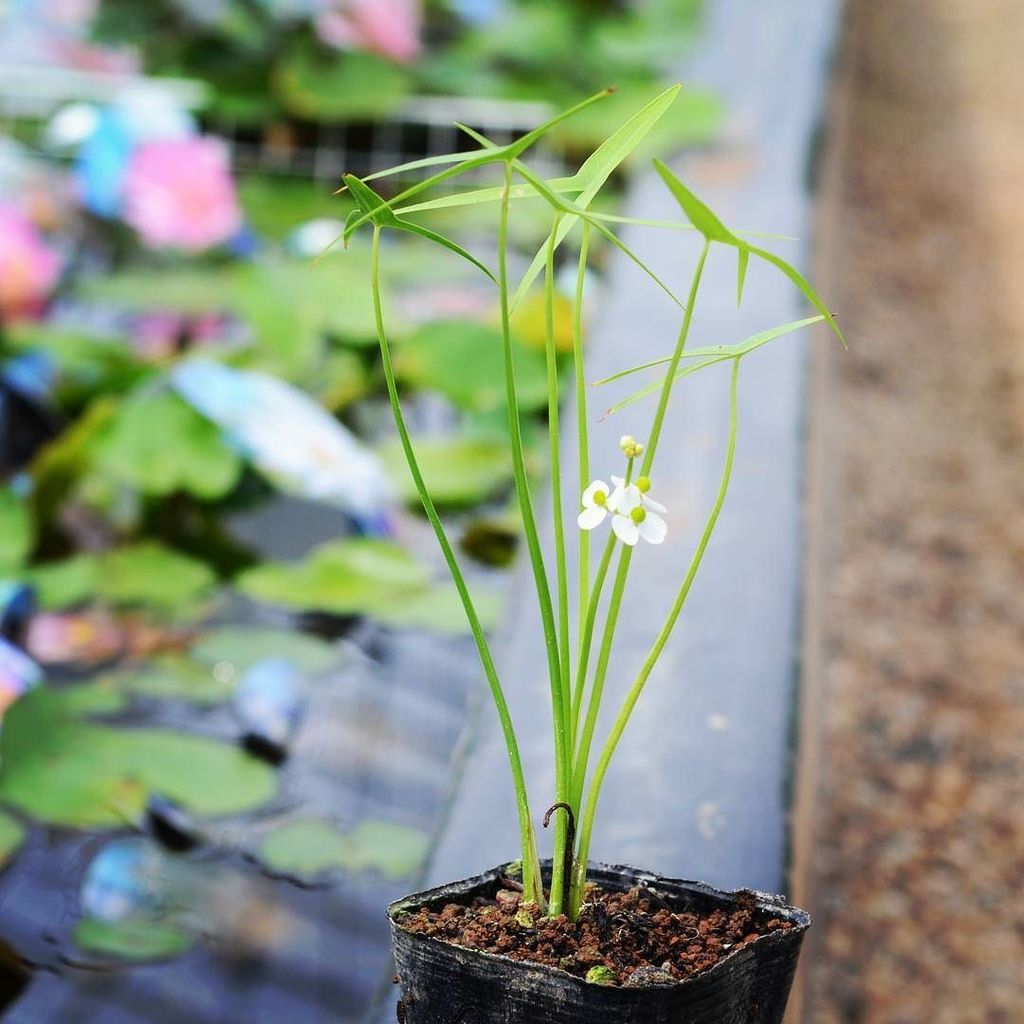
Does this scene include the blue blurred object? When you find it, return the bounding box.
[73,87,196,219]
[0,352,62,474]
[80,838,171,924]
[75,108,133,218]
[0,581,36,649]
[233,657,304,764]
[171,358,395,530]
[0,636,42,722]
[451,0,506,24]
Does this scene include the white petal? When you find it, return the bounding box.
[578,506,607,530]
[638,512,667,544]
[612,514,639,546]
[610,475,625,488]
[642,494,668,514]
[609,484,640,514]
[581,479,608,509]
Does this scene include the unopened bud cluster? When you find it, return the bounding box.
[618,434,644,459]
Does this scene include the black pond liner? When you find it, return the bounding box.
[389,862,809,1024]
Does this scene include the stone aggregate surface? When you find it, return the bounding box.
[806,1,1024,1021]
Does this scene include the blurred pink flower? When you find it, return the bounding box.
[0,203,61,320]
[316,0,421,63]
[121,136,242,252]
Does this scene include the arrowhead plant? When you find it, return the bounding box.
[340,86,839,920]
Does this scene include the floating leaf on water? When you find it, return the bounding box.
[372,584,502,634]
[273,48,410,121]
[25,555,100,610]
[55,678,131,717]
[393,320,548,413]
[343,820,431,880]
[0,488,33,575]
[258,818,348,880]
[74,917,194,963]
[0,810,25,868]
[258,817,429,882]
[190,627,337,676]
[237,538,427,617]
[100,544,217,614]
[26,544,215,615]
[103,655,235,706]
[92,389,243,500]
[378,436,513,508]
[0,689,277,828]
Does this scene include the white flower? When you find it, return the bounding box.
[606,475,668,546]
[609,475,667,516]
[577,479,613,530]
[612,504,668,546]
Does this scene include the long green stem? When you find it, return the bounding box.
[544,214,572,750]
[371,226,543,906]
[570,358,742,916]
[640,239,711,476]
[570,454,634,812]
[570,543,632,813]
[570,530,614,753]
[498,164,569,915]
[572,220,592,749]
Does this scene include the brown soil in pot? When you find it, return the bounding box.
[398,882,794,986]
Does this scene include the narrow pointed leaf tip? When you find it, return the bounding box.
[344,173,496,282]
[653,159,845,345]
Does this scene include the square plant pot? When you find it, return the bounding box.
[389,861,809,1023]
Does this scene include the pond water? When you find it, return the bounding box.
[0,612,481,1023]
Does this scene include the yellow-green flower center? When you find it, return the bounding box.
[593,490,607,507]
[630,506,646,524]
[637,476,651,493]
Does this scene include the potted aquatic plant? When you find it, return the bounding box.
[341,87,842,1021]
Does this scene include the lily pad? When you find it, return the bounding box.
[273,48,410,121]
[394,320,549,413]
[259,818,347,879]
[74,917,193,962]
[93,390,242,500]
[259,817,429,882]
[379,436,513,507]
[104,656,235,706]
[0,488,32,575]
[0,688,276,828]
[0,810,25,868]
[373,585,501,634]
[236,538,428,618]
[190,627,337,675]
[101,544,216,612]
[27,544,216,614]
[26,554,100,610]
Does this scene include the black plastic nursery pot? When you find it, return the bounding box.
[388,862,810,1023]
